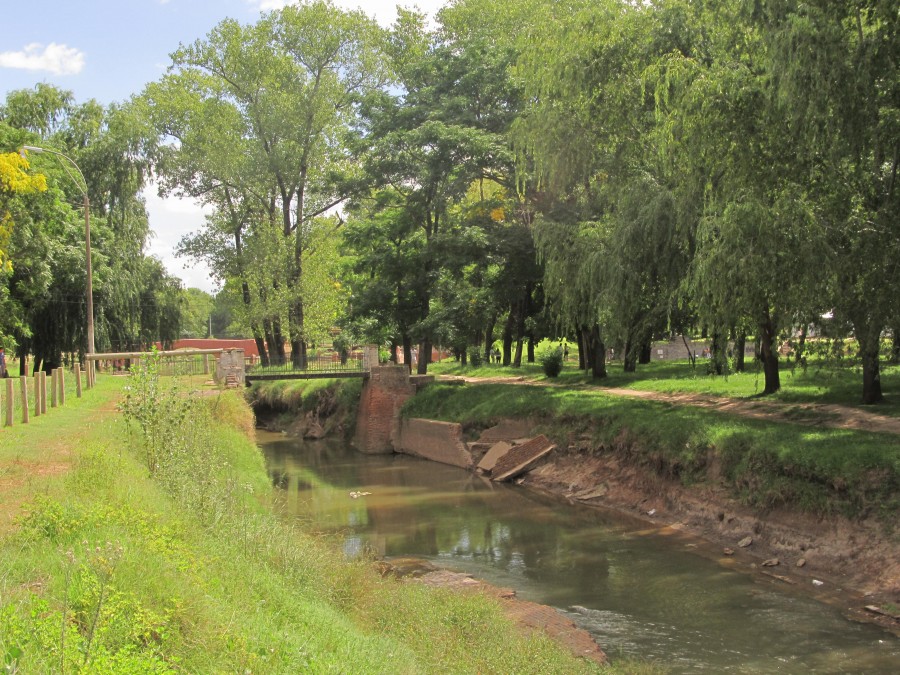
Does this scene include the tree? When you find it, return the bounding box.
[755,0,900,403]
[145,1,387,367]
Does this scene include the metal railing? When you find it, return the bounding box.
[87,349,221,378]
[245,351,368,378]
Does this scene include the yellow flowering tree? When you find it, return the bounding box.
[0,151,47,272]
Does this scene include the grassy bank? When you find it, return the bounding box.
[0,370,617,673]
[428,357,900,416]
[248,378,363,437]
[404,382,900,522]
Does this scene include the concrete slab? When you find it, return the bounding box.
[477,441,513,473]
[491,435,556,482]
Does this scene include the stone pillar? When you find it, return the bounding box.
[215,349,245,387]
[364,344,380,370]
[353,365,416,454]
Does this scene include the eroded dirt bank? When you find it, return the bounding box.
[518,444,900,635]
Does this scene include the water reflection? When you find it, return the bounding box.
[261,433,899,673]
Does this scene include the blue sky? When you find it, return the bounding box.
[1,0,445,292]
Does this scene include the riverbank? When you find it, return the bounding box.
[0,373,613,673]
[398,380,900,633]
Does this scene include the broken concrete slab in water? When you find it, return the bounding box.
[477,441,514,473]
[491,435,556,482]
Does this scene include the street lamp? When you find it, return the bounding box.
[21,145,95,359]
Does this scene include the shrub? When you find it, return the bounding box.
[539,346,564,377]
[468,349,483,367]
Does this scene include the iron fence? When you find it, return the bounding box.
[245,351,368,377]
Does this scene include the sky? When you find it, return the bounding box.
[1,0,446,293]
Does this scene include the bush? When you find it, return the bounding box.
[539,346,564,377]
[468,349,483,367]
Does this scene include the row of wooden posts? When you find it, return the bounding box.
[3,349,226,429]
[2,362,95,428]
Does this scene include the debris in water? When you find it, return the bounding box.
[761,558,780,567]
[796,558,806,568]
[647,509,656,516]
[812,579,824,587]
[349,491,372,499]
[738,536,753,548]
[723,548,735,556]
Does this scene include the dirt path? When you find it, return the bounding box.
[442,375,900,435]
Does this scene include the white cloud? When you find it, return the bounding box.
[143,185,218,292]
[246,1,444,25]
[0,43,85,76]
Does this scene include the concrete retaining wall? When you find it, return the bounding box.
[397,418,474,469]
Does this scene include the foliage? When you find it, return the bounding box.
[0,151,47,272]
[539,344,564,378]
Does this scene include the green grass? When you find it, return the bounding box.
[428,356,900,416]
[1,374,616,674]
[404,382,900,520]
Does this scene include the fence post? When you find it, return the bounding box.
[40,371,48,414]
[51,368,58,408]
[33,373,41,417]
[203,354,210,375]
[75,363,82,398]
[59,368,66,406]
[86,360,93,389]
[4,378,12,427]
[20,376,29,424]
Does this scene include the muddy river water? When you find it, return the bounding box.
[259,432,899,673]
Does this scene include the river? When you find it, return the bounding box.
[259,431,899,673]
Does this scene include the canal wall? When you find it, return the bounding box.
[396,418,473,469]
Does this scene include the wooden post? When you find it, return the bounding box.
[59,368,66,406]
[51,368,58,408]
[86,360,93,389]
[40,371,48,415]
[20,376,29,424]
[4,378,13,427]
[75,363,82,398]
[33,373,41,417]
[203,354,210,375]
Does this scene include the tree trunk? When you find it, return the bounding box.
[513,339,523,367]
[794,324,807,366]
[639,340,652,365]
[417,339,431,375]
[402,335,412,373]
[590,324,607,379]
[710,328,727,376]
[623,338,636,373]
[577,329,587,370]
[758,314,780,395]
[253,335,269,367]
[264,319,279,365]
[390,341,398,364]
[857,328,885,404]
[527,337,535,363]
[733,330,746,373]
[288,297,307,369]
[273,316,286,360]
[502,311,514,366]
[889,324,899,364]
[460,347,467,366]
[483,315,495,363]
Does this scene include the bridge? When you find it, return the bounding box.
[244,346,377,383]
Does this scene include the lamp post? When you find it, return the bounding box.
[21,145,95,362]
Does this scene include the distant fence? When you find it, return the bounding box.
[86,349,222,379]
[2,349,236,429]
[245,350,369,379]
